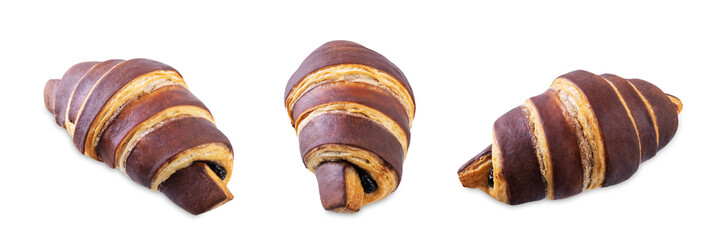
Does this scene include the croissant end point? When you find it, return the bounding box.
[666,94,683,114]
[44,79,58,114]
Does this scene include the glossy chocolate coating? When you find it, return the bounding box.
[560,70,640,187]
[72,59,178,154]
[96,85,209,168]
[125,117,231,188]
[299,113,404,181]
[285,40,414,104]
[494,107,545,204]
[530,90,583,199]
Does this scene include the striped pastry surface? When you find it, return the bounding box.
[458,70,681,204]
[286,41,415,212]
[44,59,233,214]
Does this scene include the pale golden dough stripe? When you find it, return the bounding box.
[83,71,186,160]
[286,64,415,126]
[523,102,554,199]
[668,96,683,114]
[551,78,605,189]
[151,143,233,191]
[295,102,409,157]
[304,144,397,206]
[117,106,215,174]
[342,167,363,213]
[626,80,661,147]
[489,131,508,203]
[600,76,642,162]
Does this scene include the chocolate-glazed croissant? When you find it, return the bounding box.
[285,41,415,212]
[457,70,682,204]
[43,59,234,214]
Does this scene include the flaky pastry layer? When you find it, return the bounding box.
[523,102,554,199]
[295,102,408,156]
[81,70,186,160]
[551,78,605,189]
[117,106,215,174]
[286,64,415,126]
[489,132,508,203]
[151,143,233,191]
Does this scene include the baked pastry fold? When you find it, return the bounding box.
[458,70,681,204]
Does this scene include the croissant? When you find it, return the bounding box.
[457,70,682,204]
[43,59,234,214]
[285,41,415,212]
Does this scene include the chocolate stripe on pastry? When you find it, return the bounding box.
[73,58,186,161]
[291,81,410,140]
[627,78,680,150]
[158,162,233,215]
[44,61,99,127]
[493,107,544,204]
[527,90,583,199]
[458,70,681,205]
[299,113,404,179]
[299,113,402,209]
[286,41,414,213]
[601,74,658,161]
[66,59,124,134]
[125,117,232,190]
[96,85,212,169]
[315,161,363,213]
[285,40,414,104]
[44,59,234,215]
[554,70,640,187]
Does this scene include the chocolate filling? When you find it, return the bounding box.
[204,161,227,180]
[488,169,494,188]
[354,166,378,193]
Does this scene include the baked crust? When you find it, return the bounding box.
[286,41,414,212]
[44,59,234,214]
[458,70,681,204]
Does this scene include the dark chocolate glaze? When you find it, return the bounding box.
[601,74,658,161]
[494,107,545,204]
[299,113,404,183]
[627,78,679,151]
[53,61,99,127]
[125,117,231,188]
[291,81,411,145]
[530,90,583,199]
[72,59,179,155]
[315,162,351,211]
[67,60,124,129]
[159,162,231,215]
[559,70,640,187]
[96,86,210,168]
[285,40,414,106]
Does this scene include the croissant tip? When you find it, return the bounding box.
[316,162,364,213]
[666,94,683,114]
[159,162,233,215]
[44,79,59,114]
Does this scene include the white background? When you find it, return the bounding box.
[1,1,713,239]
